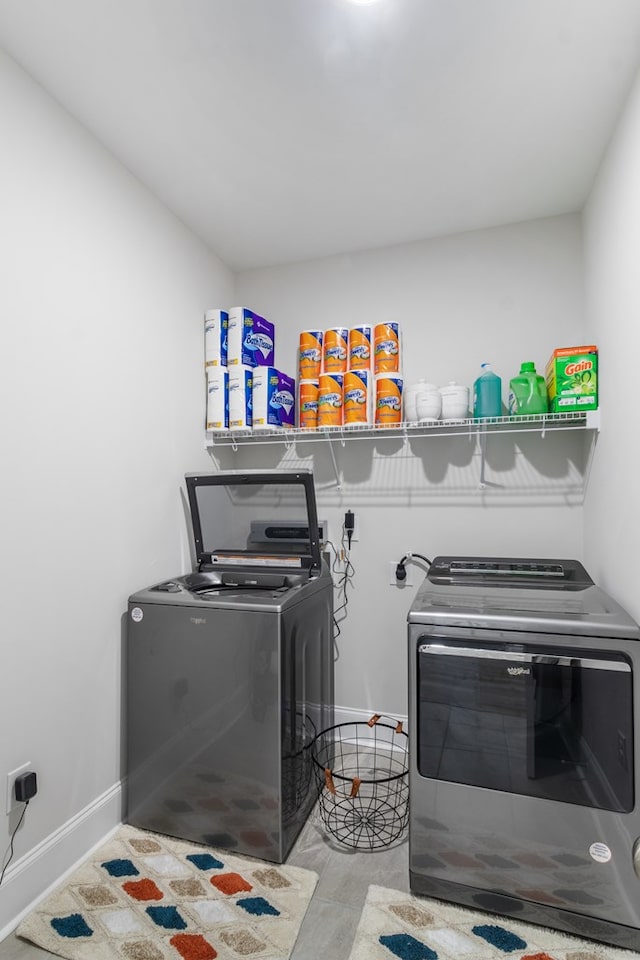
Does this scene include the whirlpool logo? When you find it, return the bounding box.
[507,666,530,676]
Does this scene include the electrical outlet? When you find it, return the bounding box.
[6,762,32,815]
[389,561,414,586]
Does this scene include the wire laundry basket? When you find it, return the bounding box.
[310,714,409,850]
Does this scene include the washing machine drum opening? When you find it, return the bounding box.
[417,638,634,813]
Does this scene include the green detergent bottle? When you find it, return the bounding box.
[473,363,502,419]
[508,361,548,416]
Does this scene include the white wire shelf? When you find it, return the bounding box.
[205,409,600,448]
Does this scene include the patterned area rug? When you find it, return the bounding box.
[348,885,640,960]
[16,824,318,960]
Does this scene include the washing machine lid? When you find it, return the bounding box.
[184,469,322,576]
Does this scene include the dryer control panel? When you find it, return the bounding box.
[427,556,593,588]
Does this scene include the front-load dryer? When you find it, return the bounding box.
[126,469,334,863]
[408,555,640,949]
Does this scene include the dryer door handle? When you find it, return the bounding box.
[418,644,629,672]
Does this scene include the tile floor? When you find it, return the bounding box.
[0,807,410,960]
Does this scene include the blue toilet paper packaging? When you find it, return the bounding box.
[228,307,275,368]
[229,365,253,430]
[204,308,228,368]
[252,367,295,430]
[205,367,229,431]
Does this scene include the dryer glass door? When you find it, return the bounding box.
[417,638,633,812]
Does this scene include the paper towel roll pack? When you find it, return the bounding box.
[375,373,403,425]
[298,330,323,379]
[323,327,349,374]
[298,380,319,428]
[318,373,344,426]
[374,322,401,374]
[344,368,371,425]
[348,326,372,371]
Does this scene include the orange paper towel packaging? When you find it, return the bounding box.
[349,326,372,370]
[298,330,323,379]
[375,373,403,425]
[323,327,348,374]
[298,379,319,428]
[344,369,371,425]
[374,322,401,374]
[318,373,344,426]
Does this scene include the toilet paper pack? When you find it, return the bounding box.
[204,308,229,368]
[228,365,253,430]
[205,367,229,431]
[252,367,295,430]
[228,307,275,368]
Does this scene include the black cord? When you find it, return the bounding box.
[396,552,432,581]
[0,801,29,887]
[334,524,355,625]
[325,529,356,659]
[324,540,344,655]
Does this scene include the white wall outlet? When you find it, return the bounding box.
[6,761,32,815]
[389,561,414,586]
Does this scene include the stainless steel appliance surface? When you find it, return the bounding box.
[408,555,640,949]
[126,470,334,864]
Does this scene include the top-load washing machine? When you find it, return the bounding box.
[126,469,334,864]
[408,556,640,949]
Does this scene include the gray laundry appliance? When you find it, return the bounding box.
[408,556,640,949]
[126,469,334,863]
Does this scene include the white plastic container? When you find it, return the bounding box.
[416,385,441,422]
[404,380,433,422]
[439,381,470,420]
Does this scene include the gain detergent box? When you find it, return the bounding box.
[545,345,598,413]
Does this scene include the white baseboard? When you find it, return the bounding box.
[0,781,123,942]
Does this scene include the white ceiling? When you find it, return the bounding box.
[1,0,640,271]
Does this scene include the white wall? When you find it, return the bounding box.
[583,66,640,622]
[233,214,588,716]
[0,48,233,929]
